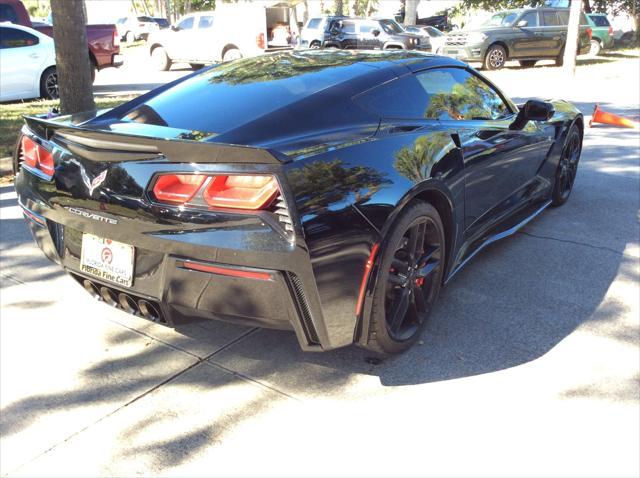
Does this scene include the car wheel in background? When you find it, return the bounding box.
[555,46,565,66]
[519,60,537,68]
[366,201,445,354]
[125,31,135,43]
[310,41,321,49]
[589,39,602,56]
[222,48,242,62]
[483,44,507,70]
[551,124,582,207]
[151,46,171,71]
[40,66,59,100]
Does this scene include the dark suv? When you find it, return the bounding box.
[322,18,429,51]
[443,7,592,70]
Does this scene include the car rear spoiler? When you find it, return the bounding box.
[22,115,285,165]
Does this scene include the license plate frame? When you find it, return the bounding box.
[80,233,135,288]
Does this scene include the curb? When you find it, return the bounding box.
[1,156,13,177]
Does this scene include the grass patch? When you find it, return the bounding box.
[0,96,136,157]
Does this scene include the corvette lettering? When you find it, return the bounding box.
[67,207,118,225]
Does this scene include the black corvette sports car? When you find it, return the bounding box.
[14,50,583,354]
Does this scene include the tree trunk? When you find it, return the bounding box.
[563,0,582,76]
[404,0,419,26]
[164,0,171,21]
[50,0,95,114]
[335,0,343,16]
[582,0,591,14]
[302,0,308,23]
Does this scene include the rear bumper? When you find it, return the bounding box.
[15,167,330,351]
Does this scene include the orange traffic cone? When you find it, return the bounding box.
[589,104,639,129]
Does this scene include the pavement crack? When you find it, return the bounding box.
[519,231,629,257]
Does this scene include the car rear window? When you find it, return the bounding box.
[589,15,610,27]
[120,53,376,135]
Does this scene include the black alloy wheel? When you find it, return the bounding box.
[40,67,58,99]
[552,124,582,206]
[367,201,445,354]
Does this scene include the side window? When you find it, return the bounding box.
[306,18,321,29]
[353,75,430,118]
[177,16,194,30]
[542,11,561,27]
[0,4,18,23]
[341,20,356,34]
[0,27,39,49]
[416,68,511,121]
[359,23,375,33]
[557,10,569,25]
[519,12,539,27]
[198,15,214,29]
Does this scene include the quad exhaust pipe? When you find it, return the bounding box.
[79,278,168,325]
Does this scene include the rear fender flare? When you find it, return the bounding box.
[354,179,457,346]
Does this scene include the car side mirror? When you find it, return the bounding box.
[372,29,380,37]
[510,99,555,130]
[171,25,179,31]
[516,20,528,27]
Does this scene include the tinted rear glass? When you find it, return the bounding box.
[589,15,610,27]
[0,4,18,23]
[121,53,376,134]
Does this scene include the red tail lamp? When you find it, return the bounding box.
[203,175,278,210]
[21,136,54,176]
[152,174,206,204]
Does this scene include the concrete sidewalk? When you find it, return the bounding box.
[1,59,638,477]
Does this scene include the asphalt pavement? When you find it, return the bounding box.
[1,54,639,477]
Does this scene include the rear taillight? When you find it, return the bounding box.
[586,27,593,40]
[113,28,120,47]
[152,174,206,204]
[256,32,265,49]
[203,175,278,210]
[20,136,54,177]
[151,174,279,211]
[609,25,613,36]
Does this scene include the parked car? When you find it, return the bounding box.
[404,25,446,54]
[148,3,294,70]
[299,15,346,48]
[0,23,57,101]
[0,0,122,79]
[323,18,430,51]
[586,13,614,56]
[442,7,592,70]
[14,50,584,354]
[116,16,159,43]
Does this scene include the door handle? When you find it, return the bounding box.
[29,53,40,58]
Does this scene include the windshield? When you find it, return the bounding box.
[379,19,404,34]
[483,11,519,27]
[426,26,444,37]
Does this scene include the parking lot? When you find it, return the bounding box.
[1,51,639,476]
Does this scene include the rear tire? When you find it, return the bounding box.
[151,46,171,71]
[40,66,58,99]
[310,41,321,49]
[589,39,602,56]
[125,31,135,43]
[519,60,537,68]
[365,201,445,355]
[483,44,507,70]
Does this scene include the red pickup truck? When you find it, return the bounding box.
[0,0,123,79]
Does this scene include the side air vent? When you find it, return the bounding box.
[273,194,294,233]
[285,272,320,345]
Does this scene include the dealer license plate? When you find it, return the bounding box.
[80,233,135,288]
